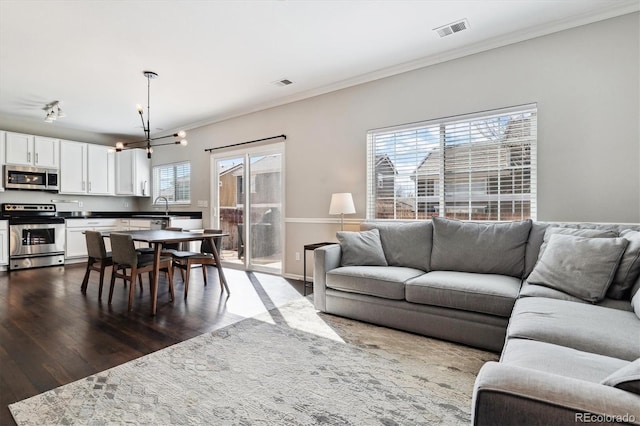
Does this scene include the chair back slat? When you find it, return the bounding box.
[110,233,139,266]
[201,229,223,254]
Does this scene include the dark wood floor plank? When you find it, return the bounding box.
[0,263,306,426]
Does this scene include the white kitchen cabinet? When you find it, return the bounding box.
[5,132,59,168]
[59,140,87,194]
[87,144,115,195]
[115,149,150,197]
[0,220,8,269]
[65,218,129,259]
[60,141,115,195]
[0,131,5,192]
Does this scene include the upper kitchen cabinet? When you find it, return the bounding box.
[0,131,5,191]
[115,148,150,197]
[5,132,59,168]
[60,140,115,195]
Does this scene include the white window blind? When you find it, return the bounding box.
[367,104,537,221]
[152,161,191,204]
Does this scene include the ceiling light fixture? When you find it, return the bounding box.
[44,101,65,123]
[115,70,188,159]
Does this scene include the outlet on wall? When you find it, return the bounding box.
[295,252,300,261]
[78,201,83,208]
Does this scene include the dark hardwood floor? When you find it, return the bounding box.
[0,263,307,426]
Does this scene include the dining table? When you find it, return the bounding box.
[105,229,229,315]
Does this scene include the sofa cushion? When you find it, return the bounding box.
[360,221,432,271]
[601,359,640,395]
[326,266,424,300]
[501,339,628,383]
[609,230,640,299]
[507,297,640,361]
[336,229,388,267]
[430,217,532,278]
[405,271,521,317]
[526,234,629,303]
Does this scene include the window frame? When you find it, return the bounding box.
[152,161,192,205]
[366,104,537,221]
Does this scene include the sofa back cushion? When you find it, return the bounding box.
[360,221,432,271]
[430,217,532,278]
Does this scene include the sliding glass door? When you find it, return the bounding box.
[211,143,283,274]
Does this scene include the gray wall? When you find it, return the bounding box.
[146,13,639,277]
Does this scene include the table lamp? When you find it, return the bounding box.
[329,193,356,231]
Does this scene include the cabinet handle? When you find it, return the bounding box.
[35,152,39,163]
[27,152,31,162]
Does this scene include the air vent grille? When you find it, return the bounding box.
[434,19,469,38]
[273,79,293,87]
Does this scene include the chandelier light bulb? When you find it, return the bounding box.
[180,139,188,146]
[177,130,186,138]
[137,104,143,114]
[115,141,124,151]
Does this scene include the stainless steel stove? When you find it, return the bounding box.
[1,203,66,270]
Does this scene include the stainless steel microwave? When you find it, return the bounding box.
[4,165,59,191]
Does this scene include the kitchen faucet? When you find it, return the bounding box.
[153,196,169,216]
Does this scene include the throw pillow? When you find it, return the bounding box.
[337,229,388,267]
[360,221,432,271]
[601,359,640,395]
[631,277,640,320]
[430,217,532,278]
[608,230,640,299]
[527,234,629,303]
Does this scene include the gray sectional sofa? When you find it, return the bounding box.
[313,217,640,425]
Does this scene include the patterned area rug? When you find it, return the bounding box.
[10,298,497,425]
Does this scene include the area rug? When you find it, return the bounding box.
[9,298,497,425]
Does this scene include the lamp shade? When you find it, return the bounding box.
[329,193,356,215]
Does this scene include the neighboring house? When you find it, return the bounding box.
[413,116,533,220]
[374,154,400,219]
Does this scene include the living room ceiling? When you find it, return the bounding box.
[0,0,637,139]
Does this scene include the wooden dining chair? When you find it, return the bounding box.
[108,233,175,311]
[81,230,113,300]
[171,229,224,298]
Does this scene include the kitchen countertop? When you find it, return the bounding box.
[57,211,203,220]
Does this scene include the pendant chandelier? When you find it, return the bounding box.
[115,71,187,159]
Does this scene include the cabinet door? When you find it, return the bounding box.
[66,227,88,258]
[135,149,151,197]
[60,141,87,194]
[0,131,5,191]
[34,136,59,168]
[115,150,135,195]
[0,228,7,266]
[87,144,113,195]
[5,132,33,166]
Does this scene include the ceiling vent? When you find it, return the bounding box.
[273,78,293,87]
[434,19,469,38]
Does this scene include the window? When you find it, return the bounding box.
[152,161,191,204]
[367,105,537,221]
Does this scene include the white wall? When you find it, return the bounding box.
[147,13,639,278]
